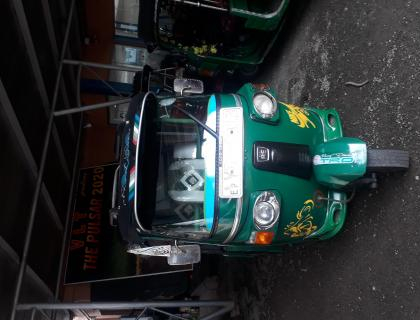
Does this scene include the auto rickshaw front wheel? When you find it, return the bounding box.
[236,64,259,81]
[366,149,410,173]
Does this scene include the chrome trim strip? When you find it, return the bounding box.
[134,92,155,232]
[231,0,286,20]
[223,198,243,243]
[253,191,280,230]
[223,93,245,243]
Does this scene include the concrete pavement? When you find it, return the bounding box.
[222,1,420,319]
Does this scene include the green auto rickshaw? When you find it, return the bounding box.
[140,0,289,78]
[111,80,409,265]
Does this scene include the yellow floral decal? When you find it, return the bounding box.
[282,103,316,129]
[284,200,318,238]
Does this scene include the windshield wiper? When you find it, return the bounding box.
[172,105,218,141]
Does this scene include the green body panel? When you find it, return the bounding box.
[231,86,327,247]
[217,84,362,253]
[313,138,367,189]
[163,23,283,73]
[157,1,289,75]
[134,83,369,254]
[230,0,289,31]
[308,191,347,240]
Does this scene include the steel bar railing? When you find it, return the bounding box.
[9,0,76,319]
[16,301,234,310]
[54,98,131,117]
[85,66,125,97]
[54,64,83,300]
[63,59,144,73]
[10,2,235,320]
[16,301,235,320]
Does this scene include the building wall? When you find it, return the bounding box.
[79,0,117,168]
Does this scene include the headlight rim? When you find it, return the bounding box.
[253,191,280,230]
[254,201,275,227]
[252,91,277,119]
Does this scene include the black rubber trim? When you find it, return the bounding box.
[118,93,146,243]
[253,141,312,179]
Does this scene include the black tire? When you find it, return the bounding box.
[236,64,259,81]
[366,149,409,173]
[200,245,224,255]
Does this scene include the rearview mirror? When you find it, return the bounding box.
[167,245,201,265]
[174,78,204,95]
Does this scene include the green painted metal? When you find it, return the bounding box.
[230,0,289,31]
[308,191,347,240]
[313,138,367,189]
[132,82,371,255]
[155,0,290,76]
[232,88,324,248]
[212,83,363,251]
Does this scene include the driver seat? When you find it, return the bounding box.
[168,159,205,203]
[168,143,205,203]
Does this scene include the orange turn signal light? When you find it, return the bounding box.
[255,231,275,245]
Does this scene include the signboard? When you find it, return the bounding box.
[65,163,191,284]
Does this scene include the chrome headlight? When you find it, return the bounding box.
[253,191,280,230]
[253,92,277,119]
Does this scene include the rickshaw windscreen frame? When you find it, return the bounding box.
[132,92,220,238]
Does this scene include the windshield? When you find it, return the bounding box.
[137,95,217,239]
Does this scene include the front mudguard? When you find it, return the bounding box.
[313,138,367,189]
[305,109,357,240]
[307,191,347,240]
[308,108,367,189]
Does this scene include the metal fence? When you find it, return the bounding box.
[16,301,234,320]
[8,0,233,319]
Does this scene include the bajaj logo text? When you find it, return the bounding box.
[313,154,354,165]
